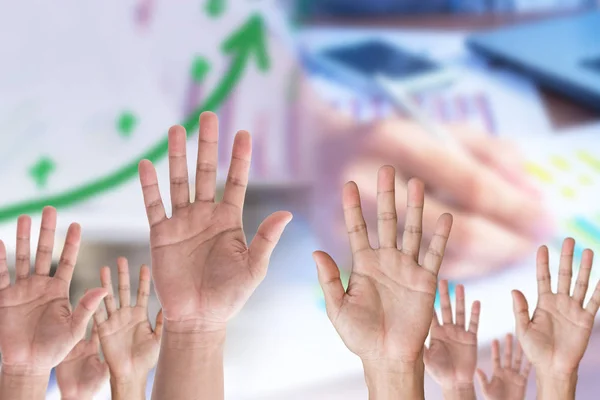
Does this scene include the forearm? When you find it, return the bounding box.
[111,376,147,400]
[536,370,578,400]
[441,383,477,400]
[151,319,226,400]
[363,358,425,400]
[0,365,50,400]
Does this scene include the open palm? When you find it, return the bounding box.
[314,167,453,363]
[512,239,600,375]
[477,334,531,400]
[0,208,106,370]
[424,281,480,388]
[94,259,163,380]
[56,324,109,399]
[138,112,292,326]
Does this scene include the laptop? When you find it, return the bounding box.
[467,11,600,112]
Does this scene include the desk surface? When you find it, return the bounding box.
[306,11,600,130]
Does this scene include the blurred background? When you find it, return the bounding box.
[1,0,600,398]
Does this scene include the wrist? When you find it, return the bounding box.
[536,369,578,400]
[441,381,476,400]
[362,358,425,399]
[1,363,51,378]
[110,375,147,399]
[0,364,51,397]
[162,318,227,350]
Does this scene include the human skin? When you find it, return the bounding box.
[94,259,163,400]
[424,280,481,400]
[476,333,532,400]
[0,207,107,400]
[137,112,292,400]
[313,166,453,399]
[512,238,600,400]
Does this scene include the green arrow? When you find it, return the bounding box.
[0,14,270,223]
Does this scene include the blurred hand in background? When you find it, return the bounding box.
[309,87,551,278]
[56,323,109,400]
[512,239,600,399]
[424,281,480,399]
[94,259,163,400]
[476,333,531,400]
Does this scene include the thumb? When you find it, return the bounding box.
[512,290,531,338]
[476,368,489,390]
[72,288,107,340]
[248,211,293,277]
[154,309,164,340]
[313,251,345,321]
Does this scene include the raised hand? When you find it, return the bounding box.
[476,334,531,400]
[56,323,109,400]
[0,207,106,400]
[512,238,600,398]
[424,281,480,398]
[94,259,162,399]
[140,112,292,400]
[138,112,292,328]
[313,166,453,398]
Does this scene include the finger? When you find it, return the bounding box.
[117,257,131,308]
[168,125,190,212]
[475,368,489,391]
[400,178,424,260]
[93,303,107,325]
[0,241,9,289]
[154,309,164,340]
[91,321,100,347]
[195,111,219,203]
[222,130,252,209]
[573,249,593,305]
[512,290,531,338]
[34,206,56,276]
[455,284,466,328]
[491,339,501,369]
[248,211,293,279]
[72,288,108,340]
[139,160,167,227]
[521,360,532,378]
[376,166,398,249]
[343,182,371,254]
[136,264,151,309]
[585,279,600,316]
[536,245,552,295]
[370,120,548,238]
[558,238,575,295]
[15,215,31,280]
[54,223,81,286]
[313,251,346,321]
[100,266,117,316]
[422,213,453,275]
[514,341,523,372]
[439,279,453,325]
[431,309,441,329]
[468,300,481,335]
[503,333,513,370]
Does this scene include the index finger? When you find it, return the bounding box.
[536,245,552,295]
[222,130,252,210]
[422,213,453,275]
[343,182,371,255]
[53,223,81,286]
